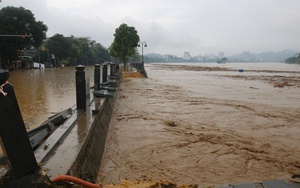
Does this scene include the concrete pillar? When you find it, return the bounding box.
[110,62,114,76]
[0,69,38,177]
[102,63,108,83]
[94,64,101,90]
[76,65,86,110]
[116,62,120,73]
[114,63,116,75]
[113,62,116,75]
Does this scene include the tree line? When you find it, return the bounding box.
[0,6,142,70]
[285,53,300,64]
[0,6,111,69]
[44,34,110,67]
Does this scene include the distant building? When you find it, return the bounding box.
[183,52,191,60]
[162,54,171,61]
[74,36,95,47]
[218,52,225,58]
[196,55,204,61]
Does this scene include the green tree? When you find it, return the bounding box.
[110,23,140,70]
[94,43,110,64]
[128,48,141,63]
[217,57,228,63]
[221,57,228,63]
[31,48,49,65]
[285,53,300,64]
[79,41,90,65]
[0,6,47,69]
[68,37,82,65]
[68,37,95,65]
[70,43,81,65]
[46,34,71,67]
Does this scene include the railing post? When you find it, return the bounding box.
[76,65,86,110]
[113,62,117,75]
[110,62,114,76]
[116,62,120,73]
[94,64,101,90]
[0,69,38,177]
[102,63,108,83]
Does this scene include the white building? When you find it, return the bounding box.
[183,52,191,60]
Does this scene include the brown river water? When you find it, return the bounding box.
[1,63,300,186]
[98,63,300,186]
[6,66,95,129]
[0,66,95,156]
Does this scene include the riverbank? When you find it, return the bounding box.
[98,63,300,186]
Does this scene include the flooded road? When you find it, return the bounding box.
[98,63,300,186]
[0,66,95,155]
[7,66,95,129]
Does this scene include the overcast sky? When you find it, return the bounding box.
[1,0,300,57]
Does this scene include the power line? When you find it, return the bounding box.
[0,35,32,37]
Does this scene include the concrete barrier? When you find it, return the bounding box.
[37,67,119,182]
[69,97,115,182]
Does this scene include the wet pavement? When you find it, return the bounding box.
[38,97,105,179]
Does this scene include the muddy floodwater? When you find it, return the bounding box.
[98,63,300,186]
[0,66,95,155]
[5,66,95,129]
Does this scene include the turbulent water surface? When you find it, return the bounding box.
[1,63,300,185]
[98,62,300,186]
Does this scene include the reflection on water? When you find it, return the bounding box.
[7,66,95,130]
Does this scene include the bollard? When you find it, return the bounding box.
[94,64,101,90]
[112,62,116,76]
[102,63,108,83]
[0,69,38,177]
[76,65,86,110]
[116,62,120,73]
[110,62,114,76]
[86,77,90,102]
[114,63,117,75]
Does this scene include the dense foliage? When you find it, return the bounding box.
[46,34,111,67]
[47,34,71,66]
[0,6,48,68]
[0,6,110,69]
[109,23,140,69]
[285,53,300,64]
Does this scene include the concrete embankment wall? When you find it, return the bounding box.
[69,97,116,182]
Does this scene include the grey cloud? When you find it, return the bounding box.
[1,0,300,56]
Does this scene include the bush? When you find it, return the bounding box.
[60,60,70,66]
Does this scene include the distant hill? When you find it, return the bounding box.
[285,53,300,64]
[229,50,296,62]
[258,50,297,62]
[143,50,298,63]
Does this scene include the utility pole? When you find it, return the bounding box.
[138,41,147,70]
